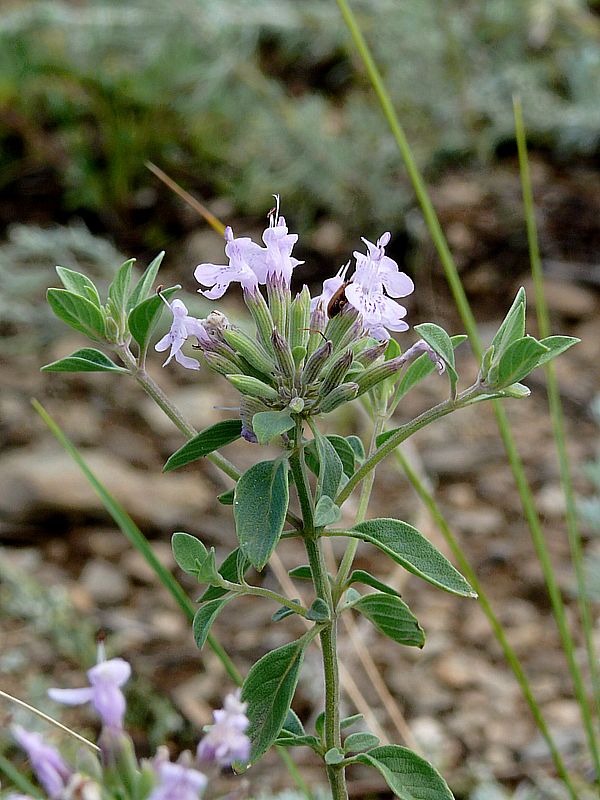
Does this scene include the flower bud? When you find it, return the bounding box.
[319,382,359,413]
[223,328,276,376]
[332,317,364,355]
[324,304,360,349]
[243,285,276,355]
[266,272,289,336]
[307,303,327,355]
[226,374,279,401]
[354,340,388,366]
[240,397,268,444]
[203,350,240,376]
[288,395,305,413]
[319,350,353,397]
[271,329,296,380]
[301,340,333,386]
[289,286,311,351]
[354,356,405,395]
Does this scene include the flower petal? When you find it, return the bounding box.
[48,687,95,706]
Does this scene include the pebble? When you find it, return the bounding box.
[122,543,174,583]
[535,483,566,518]
[522,277,597,319]
[447,507,504,537]
[79,559,130,604]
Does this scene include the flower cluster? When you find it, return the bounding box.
[9,647,250,800]
[154,200,440,441]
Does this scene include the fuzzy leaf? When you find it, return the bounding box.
[491,287,526,358]
[414,322,458,395]
[326,434,357,477]
[314,495,342,527]
[199,548,251,603]
[234,459,289,570]
[346,569,402,598]
[242,638,309,763]
[344,732,380,753]
[536,335,579,367]
[193,597,232,650]
[107,258,135,315]
[353,594,424,648]
[55,267,101,307]
[347,519,476,598]
[391,335,467,406]
[345,435,365,463]
[325,748,345,765]
[163,420,243,472]
[47,288,106,341]
[41,348,127,374]
[314,428,344,502]
[253,411,295,445]
[493,335,548,387]
[171,532,208,575]
[128,251,165,309]
[306,598,330,622]
[128,284,180,353]
[355,745,454,800]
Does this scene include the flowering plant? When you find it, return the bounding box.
[34,199,577,800]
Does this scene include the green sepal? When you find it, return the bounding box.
[47,288,107,342]
[252,411,295,445]
[346,435,365,463]
[163,420,243,472]
[193,547,220,584]
[41,348,127,374]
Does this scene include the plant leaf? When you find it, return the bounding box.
[41,348,127,374]
[492,335,548,387]
[491,287,526,358]
[314,428,344,502]
[107,258,135,316]
[241,638,309,763]
[128,284,180,353]
[47,288,106,341]
[193,597,233,650]
[55,267,101,307]
[325,747,345,765]
[353,594,424,647]
[128,251,165,310]
[326,434,357,477]
[414,322,458,395]
[345,435,365,463]
[234,459,289,570]
[314,495,342,527]
[171,532,208,575]
[355,745,454,800]
[305,598,330,622]
[199,548,251,603]
[163,420,243,472]
[346,569,402,598]
[288,565,313,581]
[536,335,580,367]
[345,519,476,598]
[281,709,305,738]
[344,732,380,753]
[252,411,295,445]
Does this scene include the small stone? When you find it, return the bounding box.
[122,544,174,583]
[535,483,566,518]
[522,277,596,319]
[434,652,474,689]
[85,529,130,559]
[150,610,187,640]
[80,559,129,605]
[447,507,504,536]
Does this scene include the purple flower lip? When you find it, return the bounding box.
[12,726,72,799]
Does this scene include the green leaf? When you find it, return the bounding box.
[344,732,380,753]
[347,519,476,598]
[346,435,365,464]
[128,251,165,310]
[315,711,325,739]
[414,322,458,395]
[193,597,232,650]
[107,258,135,315]
[253,411,295,445]
[241,637,309,763]
[275,735,321,751]
[393,334,467,405]
[346,569,402,598]
[217,488,235,505]
[306,598,330,622]
[326,435,357,478]
[281,709,305,738]
[234,459,289,570]
[272,604,300,622]
[171,532,208,575]
[128,284,180,353]
[492,335,548,387]
[41,348,127,374]
[288,565,313,581]
[325,747,345,765]
[341,714,364,730]
[47,288,106,342]
[314,496,342,527]
[353,594,424,648]
[491,287,526,358]
[164,420,243,472]
[314,428,344,502]
[193,548,220,584]
[536,335,580,367]
[199,548,250,603]
[55,267,101,307]
[355,745,454,800]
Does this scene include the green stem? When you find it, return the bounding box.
[290,421,348,800]
[220,580,308,617]
[394,447,579,799]
[335,1,600,780]
[515,96,600,725]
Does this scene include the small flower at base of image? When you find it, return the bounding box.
[48,648,131,730]
[155,298,211,370]
[11,726,72,800]
[148,750,208,800]
[197,690,251,767]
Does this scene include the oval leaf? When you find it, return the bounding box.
[41,348,127,374]
[164,420,243,472]
[344,732,380,753]
[128,251,165,310]
[171,532,208,575]
[234,459,289,570]
[241,638,308,763]
[355,745,454,800]
[193,597,232,650]
[314,429,344,502]
[199,548,251,603]
[47,288,106,341]
[348,519,476,598]
[347,569,402,598]
[353,594,424,648]
[493,335,548,387]
[314,495,342,528]
[326,434,357,478]
[253,411,295,445]
[55,267,101,307]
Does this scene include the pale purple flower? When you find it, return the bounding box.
[48,656,131,730]
[310,261,350,312]
[12,726,72,799]
[197,690,250,767]
[248,208,303,286]
[346,232,414,339]
[155,298,209,370]
[195,226,259,299]
[148,760,207,800]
